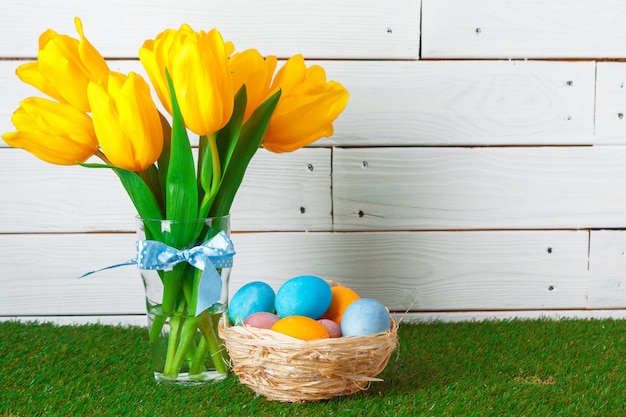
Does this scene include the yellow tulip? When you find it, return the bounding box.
[15,17,109,113]
[229,49,278,121]
[88,72,163,171]
[228,52,349,152]
[262,55,349,153]
[139,24,233,136]
[2,97,98,165]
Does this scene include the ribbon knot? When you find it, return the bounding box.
[81,230,235,316]
[136,231,234,272]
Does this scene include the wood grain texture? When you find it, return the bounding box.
[422,0,626,59]
[7,309,626,326]
[4,1,626,320]
[595,62,626,144]
[588,230,626,308]
[0,0,420,59]
[325,60,595,146]
[0,60,596,148]
[0,230,591,317]
[0,148,331,233]
[333,146,626,231]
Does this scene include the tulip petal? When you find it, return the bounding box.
[88,72,163,172]
[140,24,233,136]
[15,19,110,112]
[3,97,97,165]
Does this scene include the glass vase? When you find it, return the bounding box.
[136,215,233,385]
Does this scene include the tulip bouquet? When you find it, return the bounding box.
[3,18,349,383]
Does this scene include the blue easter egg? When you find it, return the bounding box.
[228,281,276,325]
[275,275,332,319]
[341,298,391,337]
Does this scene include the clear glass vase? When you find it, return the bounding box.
[136,215,232,385]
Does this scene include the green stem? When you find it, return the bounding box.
[189,335,209,375]
[171,316,201,374]
[198,312,229,374]
[163,315,183,378]
[208,133,221,197]
[149,314,167,344]
[162,266,184,315]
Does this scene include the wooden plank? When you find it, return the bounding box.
[1,59,596,147]
[0,230,591,316]
[0,0,420,59]
[333,146,626,231]
[326,60,595,146]
[6,310,626,326]
[0,233,144,316]
[422,0,626,59]
[588,230,626,308]
[0,147,331,233]
[595,62,626,145]
[400,310,626,323]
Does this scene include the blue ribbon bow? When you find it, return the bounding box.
[82,230,235,316]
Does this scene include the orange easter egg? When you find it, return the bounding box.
[321,285,361,324]
[270,316,330,341]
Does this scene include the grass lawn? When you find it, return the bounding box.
[0,318,624,416]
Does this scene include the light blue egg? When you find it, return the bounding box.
[228,281,275,325]
[341,298,391,337]
[275,275,332,319]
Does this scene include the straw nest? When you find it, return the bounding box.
[219,317,398,403]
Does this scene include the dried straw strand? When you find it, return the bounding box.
[219,318,399,402]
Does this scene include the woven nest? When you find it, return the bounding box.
[219,317,398,403]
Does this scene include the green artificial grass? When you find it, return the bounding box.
[0,318,625,416]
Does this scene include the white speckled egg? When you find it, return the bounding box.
[340,298,391,337]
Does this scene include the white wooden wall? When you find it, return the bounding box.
[2,0,626,325]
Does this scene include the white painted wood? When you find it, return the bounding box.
[588,230,626,308]
[230,148,331,232]
[0,147,331,233]
[0,230,591,316]
[595,62,626,145]
[0,0,420,59]
[4,1,626,321]
[0,233,143,316]
[5,310,626,326]
[325,60,595,146]
[398,310,626,323]
[234,230,591,311]
[422,0,626,59]
[334,146,626,231]
[0,59,596,148]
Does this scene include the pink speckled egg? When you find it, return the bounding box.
[317,318,342,338]
[243,311,280,329]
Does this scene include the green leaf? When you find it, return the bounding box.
[216,86,247,176]
[157,112,172,206]
[208,89,282,217]
[79,162,163,238]
[197,134,213,205]
[164,70,199,247]
[198,86,247,218]
[138,164,164,217]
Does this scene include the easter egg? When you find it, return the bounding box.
[274,275,332,319]
[243,311,280,329]
[317,318,342,338]
[321,285,361,324]
[340,298,391,337]
[271,316,330,341]
[228,281,276,325]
